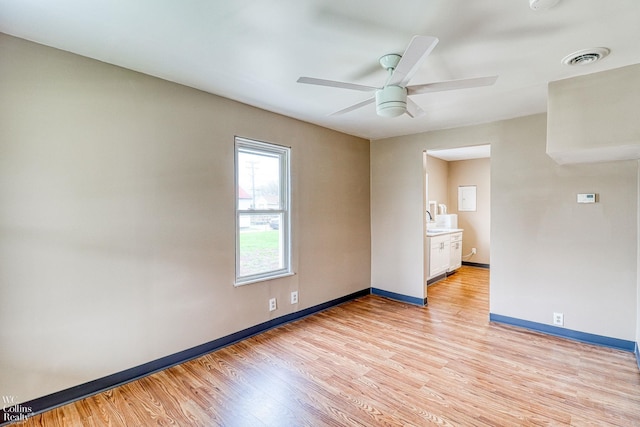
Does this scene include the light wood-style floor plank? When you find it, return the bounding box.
[14,267,640,426]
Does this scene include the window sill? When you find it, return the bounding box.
[234,271,295,287]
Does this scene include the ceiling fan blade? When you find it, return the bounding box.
[406,98,425,118]
[330,97,375,116]
[297,77,378,92]
[407,75,498,95]
[388,36,439,87]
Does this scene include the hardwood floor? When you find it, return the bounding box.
[16,267,640,426]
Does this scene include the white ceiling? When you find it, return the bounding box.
[428,145,490,162]
[1,0,639,141]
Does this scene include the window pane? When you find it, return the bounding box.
[237,150,281,210]
[235,137,290,285]
[238,213,284,277]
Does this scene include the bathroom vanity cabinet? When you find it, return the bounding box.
[426,230,463,282]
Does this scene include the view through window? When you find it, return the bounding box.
[235,137,291,285]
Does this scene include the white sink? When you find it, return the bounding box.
[426,228,450,234]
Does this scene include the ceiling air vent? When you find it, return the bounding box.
[561,47,610,66]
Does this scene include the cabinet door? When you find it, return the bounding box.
[449,239,462,271]
[429,236,450,277]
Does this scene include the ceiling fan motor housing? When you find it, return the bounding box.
[376,86,407,117]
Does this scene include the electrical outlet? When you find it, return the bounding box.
[290,291,298,304]
[269,298,277,312]
[471,248,477,255]
[553,312,564,326]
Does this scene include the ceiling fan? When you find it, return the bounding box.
[297,35,498,118]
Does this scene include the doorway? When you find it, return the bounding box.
[423,145,491,300]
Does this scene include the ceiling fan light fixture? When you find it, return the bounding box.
[376,86,407,118]
[297,35,497,120]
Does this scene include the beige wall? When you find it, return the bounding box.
[371,140,425,299]
[0,34,371,402]
[547,64,640,350]
[547,64,640,164]
[492,114,636,339]
[372,124,497,300]
[448,158,490,264]
[426,155,448,214]
[372,114,637,341]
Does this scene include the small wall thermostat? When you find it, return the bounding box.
[577,193,597,203]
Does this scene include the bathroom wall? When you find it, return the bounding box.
[426,155,448,219]
[448,158,490,265]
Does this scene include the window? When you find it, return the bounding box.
[235,137,291,285]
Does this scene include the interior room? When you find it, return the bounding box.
[425,146,491,267]
[1,0,640,425]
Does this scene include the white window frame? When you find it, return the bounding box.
[234,137,292,286]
